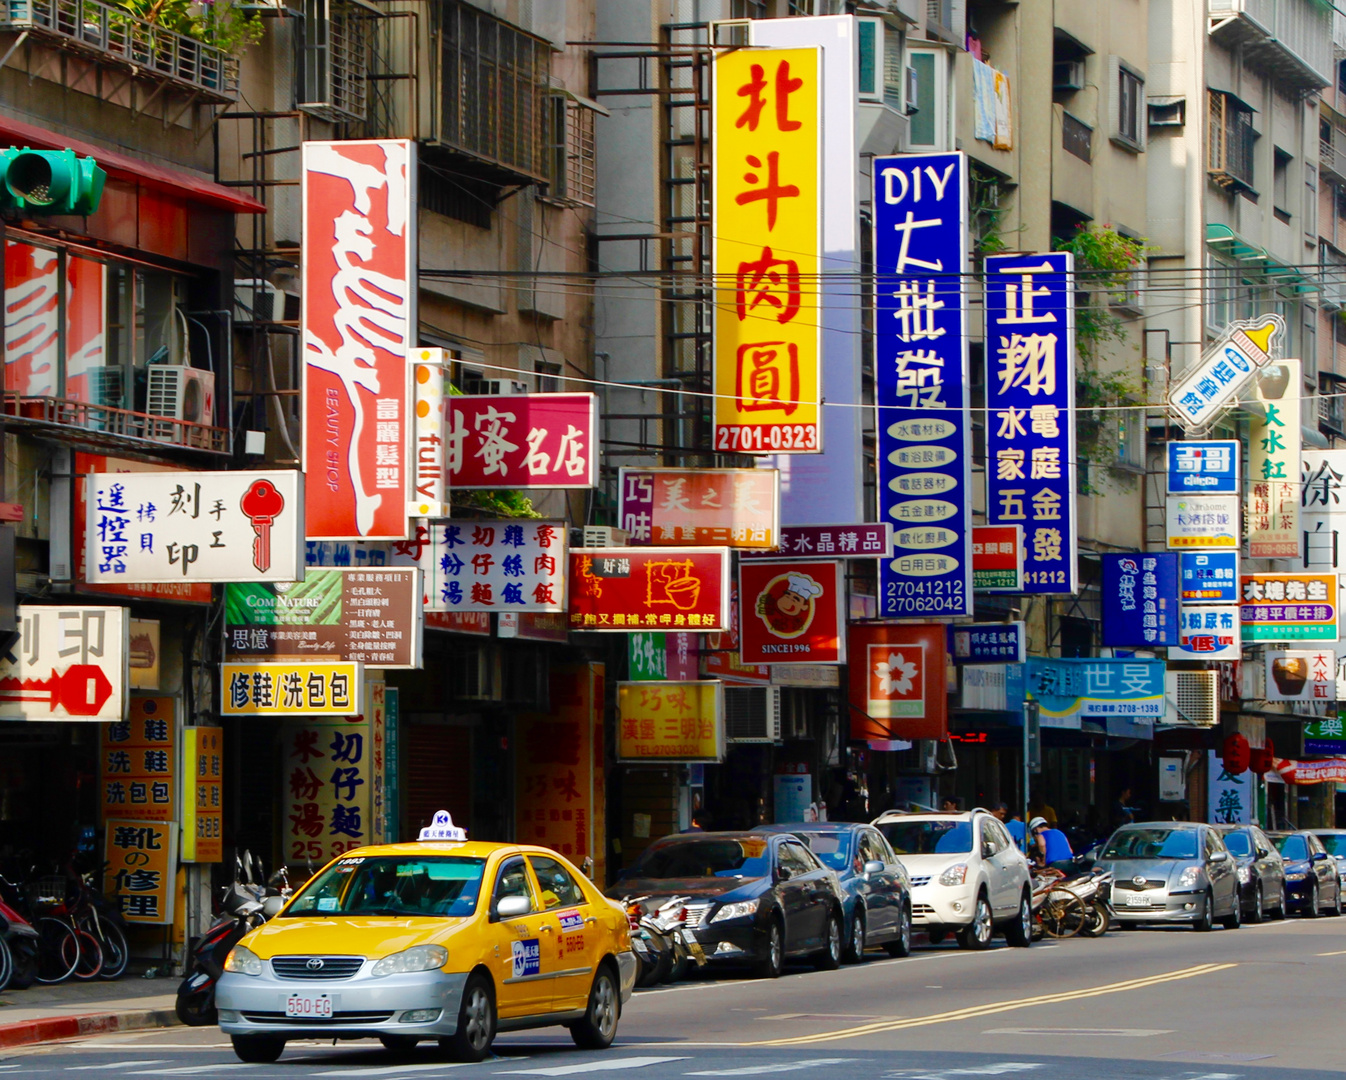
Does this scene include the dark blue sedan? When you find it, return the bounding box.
[756,822,912,962]
[1271,831,1343,916]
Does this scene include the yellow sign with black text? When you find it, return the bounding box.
[221,661,363,717]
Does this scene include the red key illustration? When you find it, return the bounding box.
[240,479,286,574]
[0,665,114,717]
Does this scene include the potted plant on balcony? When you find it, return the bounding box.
[108,0,259,85]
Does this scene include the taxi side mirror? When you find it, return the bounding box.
[495,895,531,921]
[261,895,285,919]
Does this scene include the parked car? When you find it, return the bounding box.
[1270,831,1342,917]
[604,831,847,978]
[755,822,912,962]
[1211,823,1286,922]
[871,809,1033,950]
[1311,829,1346,895]
[1096,822,1240,931]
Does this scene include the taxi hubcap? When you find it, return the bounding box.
[463,987,491,1049]
[594,976,616,1037]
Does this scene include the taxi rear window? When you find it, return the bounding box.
[284,856,486,918]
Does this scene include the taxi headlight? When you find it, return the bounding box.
[710,899,759,923]
[370,944,449,978]
[223,945,263,976]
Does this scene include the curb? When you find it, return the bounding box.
[0,1007,179,1050]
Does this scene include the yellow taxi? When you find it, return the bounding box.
[216,812,636,1064]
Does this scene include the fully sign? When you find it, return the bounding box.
[448,393,598,489]
[972,524,1024,591]
[848,623,948,741]
[1266,648,1336,702]
[712,46,822,453]
[1167,314,1284,432]
[873,152,972,618]
[984,252,1077,594]
[409,351,449,518]
[302,139,415,540]
[738,560,845,665]
[222,661,362,716]
[1248,359,1302,559]
[1175,604,1241,660]
[86,471,304,583]
[422,520,566,613]
[1165,495,1239,549]
[0,606,128,720]
[619,468,780,548]
[1101,553,1179,647]
[1241,573,1338,641]
[568,548,729,631]
[1167,440,1239,494]
[225,568,423,669]
[1180,552,1239,602]
[616,681,724,762]
[742,523,891,560]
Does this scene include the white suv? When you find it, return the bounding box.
[871,810,1033,950]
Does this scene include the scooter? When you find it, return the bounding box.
[622,895,706,987]
[175,854,287,1026]
[0,898,40,991]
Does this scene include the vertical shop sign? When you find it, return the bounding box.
[302,139,416,540]
[1100,553,1179,647]
[384,687,400,843]
[1,605,128,720]
[1248,359,1302,558]
[105,819,177,924]
[713,46,822,454]
[101,697,176,823]
[182,726,223,863]
[872,153,972,618]
[282,717,372,863]
[409,351,449,519]
[1207,750,1253,825]
[628,633,668,681]
[1301,449,1346,568]
[369,679,388,845]
[984,253,1077,594]
[128,619,160,689]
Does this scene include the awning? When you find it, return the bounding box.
[0,112,265,214]
[1206,223,1317,292]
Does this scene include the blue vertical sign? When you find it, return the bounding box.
[872,153,972,618]
[1100,553,1179,647]
[984,252,1077,594]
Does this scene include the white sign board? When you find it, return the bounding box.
[1208,750,1254,825]
[86,471,304,584]
[1165,495,1240,550]
[1168,315,1284,432]
[1175,604,1241,661]
[1266,648,1336,702]
[0,606,129,720]
[1302,449,1346,569]
[423,520,567,612]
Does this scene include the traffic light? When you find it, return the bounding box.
[0,147,106,215]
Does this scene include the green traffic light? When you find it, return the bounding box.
[0,147,106,215]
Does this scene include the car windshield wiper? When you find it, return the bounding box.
[362,907,440,917]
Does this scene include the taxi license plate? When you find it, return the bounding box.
[285,994,333,1018]
[1125,893,1153,907]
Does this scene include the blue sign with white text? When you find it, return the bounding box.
[1180,551,1239,602]
[872,153,972,618]
[1008,658,1166,727]
[984,252,1077,594]
[1167,440,1239,494]
[1101,553,1179,647]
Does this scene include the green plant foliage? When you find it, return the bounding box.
[453,489,543,519]
[113,0,263,54]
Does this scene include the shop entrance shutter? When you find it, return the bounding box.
[403,723,472,841]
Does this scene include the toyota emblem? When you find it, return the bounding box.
[1132,876,1147,887]
[306,958,325,971]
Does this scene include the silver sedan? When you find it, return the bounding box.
[1095,822,1241,931]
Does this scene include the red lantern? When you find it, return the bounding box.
[1249,747,1272,774]
[1222,733,1250,775]
[1264,737,1275,761]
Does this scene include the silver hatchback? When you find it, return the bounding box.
[1095,822,1241,931]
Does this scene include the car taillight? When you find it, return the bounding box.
[678,907,688,923]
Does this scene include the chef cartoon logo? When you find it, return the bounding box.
[754,571,823,639]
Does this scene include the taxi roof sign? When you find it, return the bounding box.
[418,810,467,841]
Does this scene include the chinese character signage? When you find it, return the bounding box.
[409,350,449,519]
[629,632,698,682]
[448,393,598,489]
[1101,553,1179,647]
[616,681,724,762]
[1241,573,1338,641]
[743,523,891,560]
[1248,359,1301,559]
[100,697,175,824]
[985,252,1076,595]
[972,525,1024,592]
[182,725,222,862]
[367,679,388,845]
[1304,716,1346,754]
[0,606,128,720]
[225,568,423,668]
[1267,648,1336,702]
[847,623,948,741]
[1180,552,1239,602]
[1167,440,1239,494]
[568,548,729,631]
[1301,449,1346,569]
[85,471,305,584]
[873,154,972,617]
[105,819,176,924]
[738,560,844,665]
[1207,750,1253,825]
[302,139,415,540]
[1175,604,1241,660]
[948,622,1026,664]
[282,716,372,863]
[1017,657,1165,725]
[1167,314,1284,432]
[221,661,362,716]
[713,46,822,453]
[1165,495,1239,549]
[620,468,779,548]
[423,521,565,612]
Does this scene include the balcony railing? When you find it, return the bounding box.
[0,0,239,103]
[1,393,230,454]
[1209,0,1333,92]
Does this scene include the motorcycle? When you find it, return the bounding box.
[621,894,706,987]
[175,853,288,1026]
[0,897,40,991]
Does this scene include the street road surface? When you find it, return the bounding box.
[5,916,1345,1078]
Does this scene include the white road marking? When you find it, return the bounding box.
[66,1062,170,1071]
[317,1063,485,1077]
[686,1058,857,1076]
[755,1014,892,1021]
[983,1027,1171,1037]
[495,1058,689,1076]
[882,1066,1044,1079]
[127,1064,252,1075]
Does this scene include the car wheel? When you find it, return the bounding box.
[231,1036,284,1064]
[440,972,496,1063]
[956,892,993,951]
[379,1035,419,1053]
[1220,889,1241,930]
[1247,883,1265,924]
[1004,890,1033,948]
[753,918,784,979]
[814,911,842,971]
[1306,882,1321,918]
[1330,884,1342,917]
[1193,890,1214,932]
[1272,890,1287,919]
[884,903,913,958]
[844,910,866,963]
[570,964,620,1050]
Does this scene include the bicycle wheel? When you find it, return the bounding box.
[95,919,129,980]
[69,928,103,980]
[1041,891,1086,938]
[35,918,78,984]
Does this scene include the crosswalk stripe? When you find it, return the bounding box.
[317,1062,485,1077]
[686,1059,857,1076]
[67,1062,169,1071]
[127,1064,252,1075]
[495,1058,689,1077]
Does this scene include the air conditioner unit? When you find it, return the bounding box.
[583,526,631,549]
[1053,60,1085,91]
[463,378,530,396]
[448,645,498,701]
[1163,670,1219,726]
[146,366,215,438]
[87,366,123,408]
[724,686,782,743]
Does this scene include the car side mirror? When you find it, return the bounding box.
[261,895,286,919]
[1209,850,1229,862]
[494,895,531,920]
[863,860,885,877]
[776,865,793,882]
[982,842,996,859]
[1312,851,1328,863]
[1256,848,1270,858]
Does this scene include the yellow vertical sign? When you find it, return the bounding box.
[182,726,223,863]
[713,46,822,455]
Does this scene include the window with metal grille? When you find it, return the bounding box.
[419,163,495,229]
[299,0,371,124]
[1208,90,1255,191]
[542,94,597,208]
[439,0,550,183]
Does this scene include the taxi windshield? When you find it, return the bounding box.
[282,855,486,918]
[629,839,770,880]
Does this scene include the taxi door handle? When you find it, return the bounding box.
[540,924,555,933]
[585,916,599,927]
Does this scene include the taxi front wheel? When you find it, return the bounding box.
[570,965,620,1050]
[440,972,496,1062]
[231,1035,285,1063]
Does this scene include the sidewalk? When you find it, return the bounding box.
[0,972,179,1049]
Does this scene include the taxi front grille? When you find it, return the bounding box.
[271,956,364,979]
[241,1010,394,1025]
